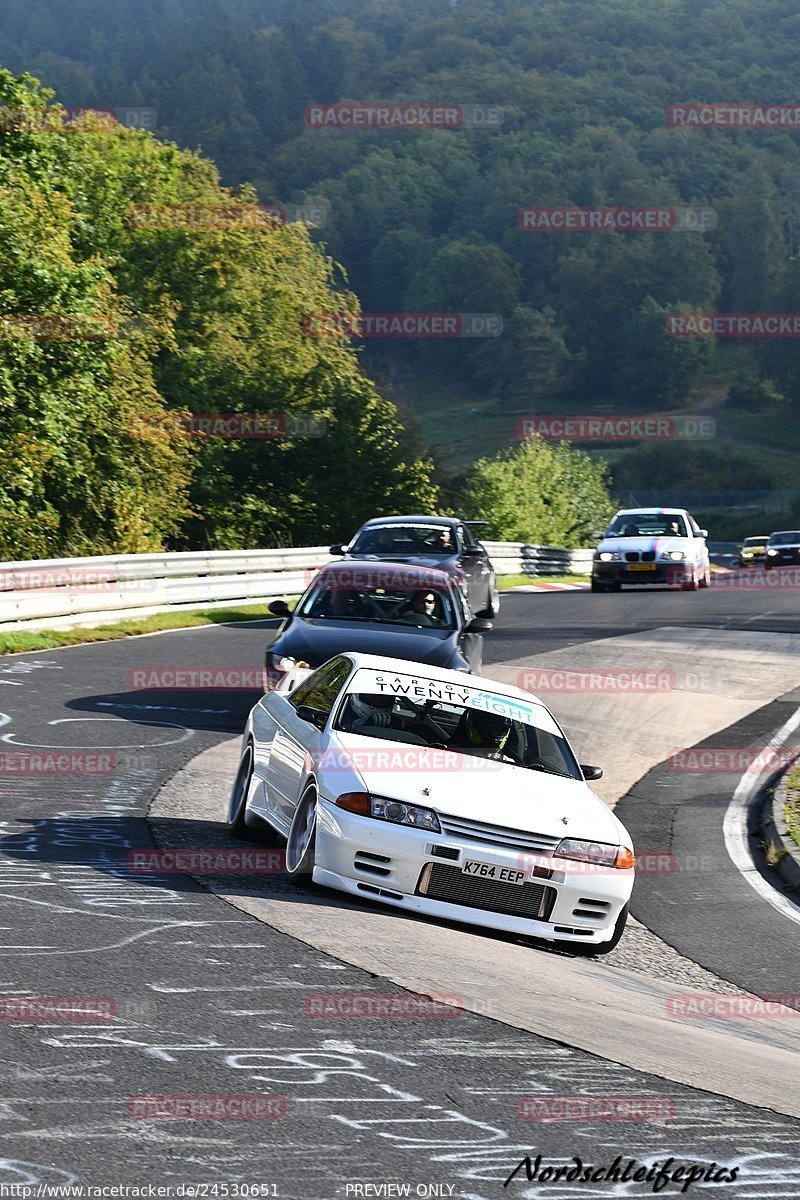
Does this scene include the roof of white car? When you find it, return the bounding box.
[346,652,540,706]
[613,507,689,517]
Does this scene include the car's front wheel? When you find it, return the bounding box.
[477,575,500,619]
[569,903,629,957]
[286,786,318,884]
[228,741,258,838]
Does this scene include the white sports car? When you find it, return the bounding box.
[228,653,634,955]
[592,507,711,591]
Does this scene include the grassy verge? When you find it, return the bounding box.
[0,602,288,656]
[499,573,590,588]
[785,767,800,850]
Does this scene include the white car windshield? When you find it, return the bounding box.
[298,580,456,629]
[606,514,688,538]
[334,676,582,779]
[349,523,455,555]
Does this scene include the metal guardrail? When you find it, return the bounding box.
[0,542,591,633]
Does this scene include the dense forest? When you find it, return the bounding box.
[3,0,800,549]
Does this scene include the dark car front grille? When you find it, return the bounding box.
[418,862,556,920]
[624,552,639,563]
[641,551,656,562]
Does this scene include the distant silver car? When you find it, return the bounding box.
[330,515,499,618]
[592,507,711,591]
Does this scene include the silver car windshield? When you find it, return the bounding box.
[770,532,800,546]
[349,524,455,555]
[606,515,688,538]
[334,692,582,778]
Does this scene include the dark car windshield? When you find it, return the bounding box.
[298,581,457,630]
[606,514,688,538]
[769,531,800,545]
[333,691,582,778]
[349,523,455,555]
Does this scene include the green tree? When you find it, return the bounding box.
[461,435,614,546]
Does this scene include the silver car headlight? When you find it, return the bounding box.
[596,551,622,562]
[334,792,441,832]
[767,548,779,556]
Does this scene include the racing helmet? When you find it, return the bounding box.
[464,709,511,750]
[349,693,394,723]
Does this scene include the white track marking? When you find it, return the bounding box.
[0,716,193,748]
[723,702,800,926]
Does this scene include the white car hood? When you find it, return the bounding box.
[330,733,620,844]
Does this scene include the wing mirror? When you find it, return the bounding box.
[698,529,708,539]
[465,617,493,633]
[329,544,345,555]
[296,704,328,731]
[581,764,604,781]
[268,599,290,617]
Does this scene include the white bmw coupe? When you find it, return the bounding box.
[228,653,635,955]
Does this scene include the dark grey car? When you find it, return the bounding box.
[329,515,500,618]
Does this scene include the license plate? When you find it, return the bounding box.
[627,563,656,572]
[461,859,525,885]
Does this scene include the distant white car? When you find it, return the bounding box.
[592,507,711,591]
[228,653,634,956]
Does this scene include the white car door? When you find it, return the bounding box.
[265,657,352,833]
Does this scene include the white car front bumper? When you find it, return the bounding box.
[314,798,633,946]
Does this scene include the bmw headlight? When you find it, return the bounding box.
[596,551,622,562]
[334,792,441,832]
[767,548,779,556]
[662,550,686,561]
[554,838,634,869]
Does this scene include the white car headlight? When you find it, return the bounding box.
[555,838,634,869]
[662,550,686,561]
[335,792,441,832]
[597,551,622,562]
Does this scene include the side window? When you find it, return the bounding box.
[460,523,478,548]
[289,657,351,716]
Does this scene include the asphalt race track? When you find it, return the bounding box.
[1,577,800,1197]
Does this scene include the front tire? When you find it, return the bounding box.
[228,742,257,838]
[569,904,629,957]
[286,786,317,884]
[699,565,711,588]
[477,575,500,619]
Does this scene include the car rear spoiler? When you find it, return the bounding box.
[464,520,489,527]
